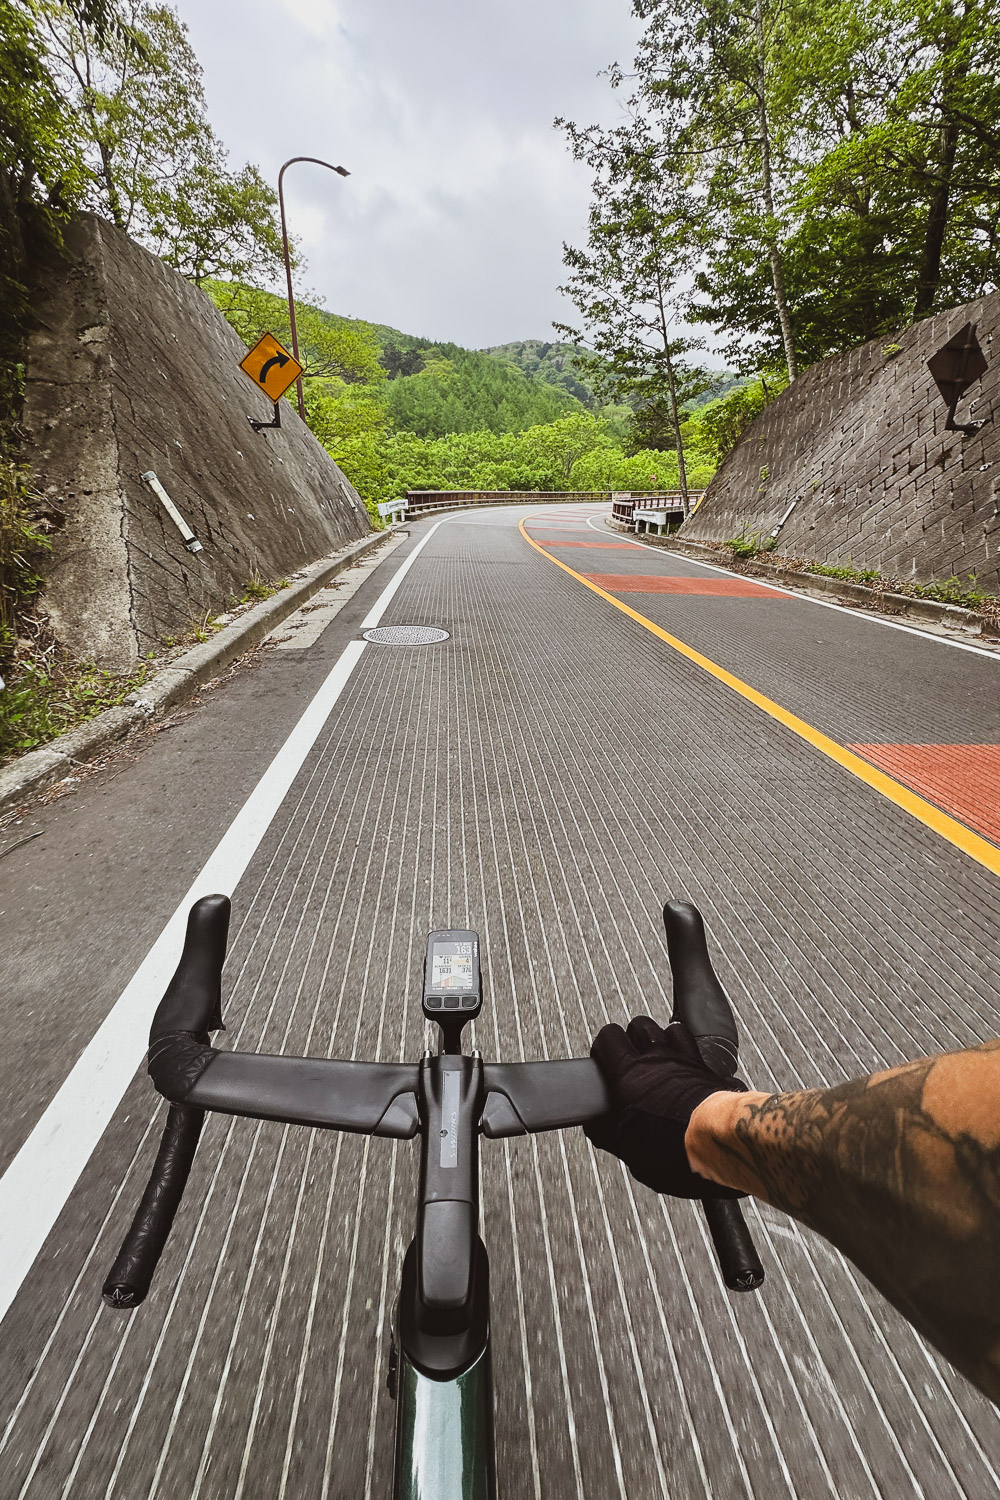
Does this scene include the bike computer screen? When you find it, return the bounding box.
[423,930,482,1017]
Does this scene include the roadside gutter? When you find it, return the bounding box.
[0,526,399,817]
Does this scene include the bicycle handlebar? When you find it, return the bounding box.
[101,893,230,1309]
[102,1103,205,1307]
[664,900,740,1076]
[104,895,763,1308]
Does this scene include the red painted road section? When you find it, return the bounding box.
[527,538,639,549]
[584,573,790,598]
[527,516,998,853]
[849,743,1000,846]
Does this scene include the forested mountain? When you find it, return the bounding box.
[208,282,745,512]
[486,339,743,411]
[368,328,585,436]
[212,294,587,438]
[384,348,582,437]
[233,295,731,440]
[314,319,593,436]
[483,341,596,405]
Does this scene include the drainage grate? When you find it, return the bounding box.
[362,625,450,645]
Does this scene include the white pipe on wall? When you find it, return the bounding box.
[141,471,203,553]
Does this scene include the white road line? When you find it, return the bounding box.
[360,519,444,628]
[582,510,1000,660]
[0,523,443,1330]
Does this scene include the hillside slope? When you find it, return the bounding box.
[483,340,595,405]
[683,290,1000,589]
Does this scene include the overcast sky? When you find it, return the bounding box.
[172,0,647,349]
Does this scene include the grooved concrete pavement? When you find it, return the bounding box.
[0,504,998,1498]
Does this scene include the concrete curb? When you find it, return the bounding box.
[0,526,399,817]
[607,521,999,644]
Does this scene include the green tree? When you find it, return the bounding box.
[483,340,597,405]
[0,0,132,431]
[41,1,284,285]
[624,0,800,380]
[879,0,1000,315]
[554,125,714,513]
[745,0,1000,353]
[608,0,1000,374]
[687,368,788,464]
[384,346,582,437]
[210,281,384,387]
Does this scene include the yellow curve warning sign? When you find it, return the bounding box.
[239,332,303,402]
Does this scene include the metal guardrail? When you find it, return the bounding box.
[611,492,705,525]
[404,490,612,514]
[394,490,707,522]
[392,489,710,525]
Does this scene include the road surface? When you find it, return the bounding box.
[0,502,998,1498]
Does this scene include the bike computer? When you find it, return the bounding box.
[423,930,482,1021]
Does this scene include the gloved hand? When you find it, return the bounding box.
[585,1016,748,1198]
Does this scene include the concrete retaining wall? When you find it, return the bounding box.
[23,213,370,668]
[682,291,1000,592]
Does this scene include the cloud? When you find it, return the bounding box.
[172,0,645,346]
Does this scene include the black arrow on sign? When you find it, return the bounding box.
[258,353,289,385]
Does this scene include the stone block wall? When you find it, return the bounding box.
[682,291,1000,592]
[23,214,370,668]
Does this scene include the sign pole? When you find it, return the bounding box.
[277,157,351,422]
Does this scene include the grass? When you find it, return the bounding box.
[240,570,290,603]
[803,561,989,611]
[724,534,777,558]
[0,653,152,764]
[0,552,296,767]
[911,575,988,610]
[806,561,881,585]
[1,458,51,667]
[719,540,999,624]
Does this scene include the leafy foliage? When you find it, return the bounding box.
[687,369,789,465]
[0,651,150,762]
[482,340,597,405]
[553,119,718,508]
[216,281,720,508]
[40,0,285,285]
[329,412,715,508]
[207,281,385,387]
[384,347,583,437]
[0,0,100,435]
[564,0,1000,382]
[0,457,50,665]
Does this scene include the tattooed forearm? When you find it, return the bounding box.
[686,1040,1000,1404]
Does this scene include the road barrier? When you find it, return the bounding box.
[403,490,693,517]
[610,491,705,526]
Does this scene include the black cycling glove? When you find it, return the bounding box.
[585,1016,748,1199]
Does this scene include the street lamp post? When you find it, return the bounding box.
[277,156,350,421]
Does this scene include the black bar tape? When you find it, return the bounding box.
[102,1104,205,1309]
[702,1198,765,1292]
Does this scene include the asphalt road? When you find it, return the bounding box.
[1,503,998,1499]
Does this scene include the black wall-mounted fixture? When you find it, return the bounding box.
[927,322,988,434]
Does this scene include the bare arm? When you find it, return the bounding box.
[686,1040,1000,1403]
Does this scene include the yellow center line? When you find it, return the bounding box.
[518,518,1000,879]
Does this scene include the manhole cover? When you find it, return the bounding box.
[362,625,450,645]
